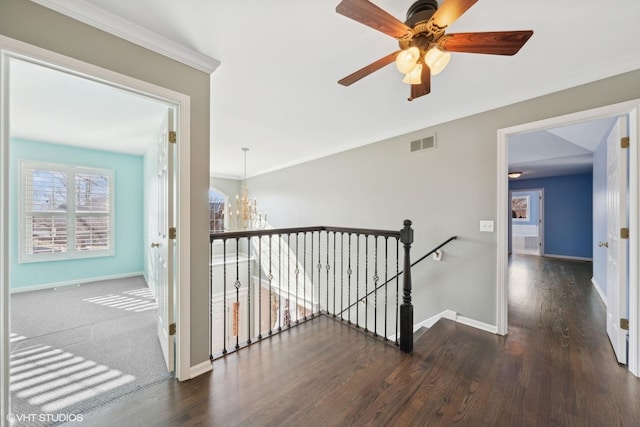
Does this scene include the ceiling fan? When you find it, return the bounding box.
[336,0,533,101]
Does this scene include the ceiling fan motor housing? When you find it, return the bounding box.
[401,0,440,52]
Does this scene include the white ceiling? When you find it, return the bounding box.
[10,58,168,155]
[15,0,640,177]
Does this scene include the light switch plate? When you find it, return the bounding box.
[480,220,494,232]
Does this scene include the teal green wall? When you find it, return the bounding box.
[10,138,144,289]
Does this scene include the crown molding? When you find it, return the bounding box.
[29,0,220,74]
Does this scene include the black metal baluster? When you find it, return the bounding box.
[295,233,300,324]
[325,232,330,316]
[384,236,389,341]
[395,237,400,346]
[258,236,262,340]
[310,231,314,317]
[222,239,227,355]
[333,232,337,317]
[209,236,214,360]
[235,238,240,350]
[278,234,282,332]
[364,234,369,332]
[303,232,307,320]
[356,234,360,328]
[317,231,322,314]
[340,232,344,321]
[347,233,352,324]
[268,235,273,336]
[373,236,379,337]
[287,233,291,328]
[247,237,252,345]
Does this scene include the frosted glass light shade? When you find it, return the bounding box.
[395,47,420,74]
[402,63,422,85]
[424,47,451,76]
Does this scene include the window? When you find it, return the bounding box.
[20,161,114,262]
[209,188,227,233]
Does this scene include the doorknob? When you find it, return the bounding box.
[598,241,609,248]
[150,242,160,248]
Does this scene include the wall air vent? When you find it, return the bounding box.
[409,135,436,152]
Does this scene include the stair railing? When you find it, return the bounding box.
[209,220,415,360]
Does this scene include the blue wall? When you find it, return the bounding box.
[10,138,144,289]
[510,173,593,259]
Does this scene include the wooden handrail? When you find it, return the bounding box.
[210,225,402,243]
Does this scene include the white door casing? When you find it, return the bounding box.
[154,108,175,372]
[606,116,628,364]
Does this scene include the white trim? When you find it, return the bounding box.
[497,99,640,378]
[414,309,457,330]
[189,360,213,379]
[28,0,220,74]
[591,277,608,305]
[9,271,144,294]
[456,314,498,334]
[0,38,194,423]
[542,254,593,262]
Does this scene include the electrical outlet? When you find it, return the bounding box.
[480,220,494,232]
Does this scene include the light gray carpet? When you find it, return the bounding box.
[9,276,172,427]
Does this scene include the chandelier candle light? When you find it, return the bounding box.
[228,148,267,230]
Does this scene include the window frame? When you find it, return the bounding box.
[19,160,115,263]
[511,194,530,222]
[209,186,228,234]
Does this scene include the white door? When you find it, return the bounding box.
[151,108,176,372]
[606,116,628,364]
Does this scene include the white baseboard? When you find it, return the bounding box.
[414,309,457,330]
[543,254,593,262]
[591,277,608,305]
[456,314,498,334]
[189,360,213,379]
[9,272,145,294]
[390,309,496,340]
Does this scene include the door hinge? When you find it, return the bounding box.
[621,228,629,239]
[169,323,176,336]
[169,227,177,239]
[169,131,177,144]
[620,318,629,331]
[621,136,629,149]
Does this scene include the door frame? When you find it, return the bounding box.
[0,36,193,417]
[496,99,640,377]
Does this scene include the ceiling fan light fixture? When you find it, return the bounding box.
[424,47,451,76]
[395,47,420,74]
[402,63,423,85]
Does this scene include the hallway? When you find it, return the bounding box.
[74,255,640,426]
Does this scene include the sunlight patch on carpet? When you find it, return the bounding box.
[82,287,157,312]
[10,340,136,413]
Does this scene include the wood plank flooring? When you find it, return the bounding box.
[73,255,640,426]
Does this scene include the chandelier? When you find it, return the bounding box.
[228,148,267,230]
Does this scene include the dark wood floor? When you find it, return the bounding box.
[74,255,640,426]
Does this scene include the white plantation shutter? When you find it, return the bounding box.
[20,161,114,262]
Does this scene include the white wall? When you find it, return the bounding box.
[247,68,640,327]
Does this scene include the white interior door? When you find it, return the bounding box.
[606,116,628,364]
[152,108,175,372]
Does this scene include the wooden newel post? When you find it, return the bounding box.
[399,219,414,353]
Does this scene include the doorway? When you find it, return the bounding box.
[1,38,192,422]
[496,100,640,377]
[510,189,543,256]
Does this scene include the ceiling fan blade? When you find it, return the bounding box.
[408,60,431,101]
[336,0,412,39]
[338,51,400,86]
[428,0,478,32]
[440,30,534,55]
